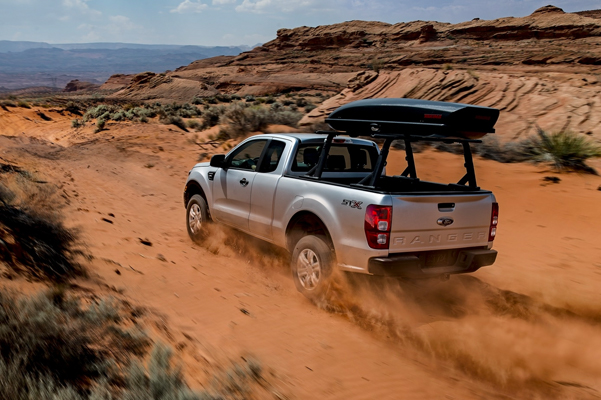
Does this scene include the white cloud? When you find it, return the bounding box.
[62,0,101,16]
[170,0,209,13]
[213,0,236,4]
[235,0,335,13]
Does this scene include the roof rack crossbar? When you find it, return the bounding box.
[370,134,482,144]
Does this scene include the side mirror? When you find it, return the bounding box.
[210,154,226,168]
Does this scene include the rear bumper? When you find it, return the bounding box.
[368,248,497,278]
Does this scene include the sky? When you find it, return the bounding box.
[1,0,600,46]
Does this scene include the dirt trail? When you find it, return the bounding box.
[2,108,601,398]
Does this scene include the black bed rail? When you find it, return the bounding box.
[305,131,482,189]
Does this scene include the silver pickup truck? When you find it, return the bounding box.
[184,98,499,299]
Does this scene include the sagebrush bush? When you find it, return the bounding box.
[71,119,84,129]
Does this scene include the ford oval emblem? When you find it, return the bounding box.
[437,217,454,227]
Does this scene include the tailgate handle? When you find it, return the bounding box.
[438,203,455,212]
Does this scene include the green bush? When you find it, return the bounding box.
[17,100,31,109]
[525,128,601,173]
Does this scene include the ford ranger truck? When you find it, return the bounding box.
[184,98,499,299]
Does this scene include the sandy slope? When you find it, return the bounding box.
[1,107,601,398]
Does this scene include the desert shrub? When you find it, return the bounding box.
[304,104,317,113]
[160,115,188,131]
[264,96,276,104]
[221,103,269,137]
[0,290,150,399]
[295,98,308,107]
[205,97,218,105]
[281,99,294,106]
[111,111,126,121]
[192,96,204,105]
[524,128,601,173]
[271,110,302,126]
[17,100,31,109]
[215,93,232,103]
[288,104,298,112]
[65,101,82,115]
[71,119,84,129]
[200,105,226,130]
[187,119,201,130]
[1,100,16,108]
[221,104,302,138]
[139,116,148,123]
[230,94,241,101]
[270,102,283,112]
[95,118,106,133]
[84,105,114,121]
[244,95,255,102]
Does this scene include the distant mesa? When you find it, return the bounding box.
[63,79,100,93]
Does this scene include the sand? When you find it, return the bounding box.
[1,105,601,398]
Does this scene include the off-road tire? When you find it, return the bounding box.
[291,235,334,300]
[186,194,209,243]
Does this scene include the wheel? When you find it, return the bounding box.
[186,194,209,243]
[291,235,334,300]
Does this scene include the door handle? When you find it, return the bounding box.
[239,178,249,187]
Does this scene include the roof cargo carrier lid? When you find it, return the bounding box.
[325,98,500,139]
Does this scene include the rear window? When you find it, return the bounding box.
[291,143,378,172]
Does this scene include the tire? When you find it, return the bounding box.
[291,235,334,300]
[186,194,209,243]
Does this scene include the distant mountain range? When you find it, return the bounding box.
[0,41,256,91]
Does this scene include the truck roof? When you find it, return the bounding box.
[263,133,377,146]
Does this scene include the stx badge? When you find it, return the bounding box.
[342,199,363,209]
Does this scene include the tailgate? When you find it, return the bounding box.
[389,194,493,252]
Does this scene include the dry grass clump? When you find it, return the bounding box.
[525,128,601,173]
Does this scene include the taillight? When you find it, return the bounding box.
[488,202,499,241]
[365,205,392,249]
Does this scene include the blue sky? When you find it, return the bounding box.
[1,0,600,46]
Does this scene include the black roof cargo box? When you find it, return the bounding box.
[325,98,500,139]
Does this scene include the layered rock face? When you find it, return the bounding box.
[104,6,601,141]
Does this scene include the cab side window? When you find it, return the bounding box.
[259,140,287,173]
[229,140,267,171]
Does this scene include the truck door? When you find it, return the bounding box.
[249,139,288,240]
[211,139,267,230]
